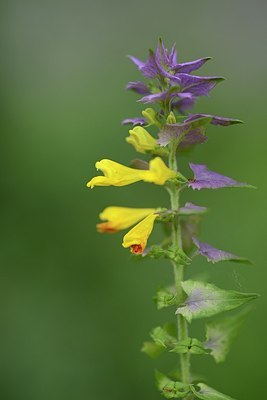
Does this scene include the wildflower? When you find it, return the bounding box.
[87,157,176,188]
[97,206,156,233]
[122,213,158,254]
[126,126,157,154]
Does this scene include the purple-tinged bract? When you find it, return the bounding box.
[193,238,251,264]
[188,163,252,190]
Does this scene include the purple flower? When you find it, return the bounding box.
[128,39,211,84]
[185,114,243,126]
[122,117,146,126]
[126,81,150,95]
[193,238,251,264]
[188,163,253,190]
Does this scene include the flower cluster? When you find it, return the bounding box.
[87,39,258,400]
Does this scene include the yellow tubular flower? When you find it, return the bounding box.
[144,157,177,185]
[122,213,158,254]
[87,157,176,188]
[126,126,157,154]
[97,206,156,233]
[87,159,145,188]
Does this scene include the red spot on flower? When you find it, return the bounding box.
[97,223,117,233]
[130,244,144,254]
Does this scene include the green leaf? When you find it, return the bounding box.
[154,288,177,310]
[156,371,191,399]
[171,337,209,355]
[141,341,165,359]
[191,383,237,400]
[204,308,251,363]
[176,280,259,322]
[167,245,192,265]
[142,244,191,266]
[150,326,177,349]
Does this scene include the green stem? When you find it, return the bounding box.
[168,141,191,386]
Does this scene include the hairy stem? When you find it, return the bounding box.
[168,141,191,386]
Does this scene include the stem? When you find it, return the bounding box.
[168,141,191,386]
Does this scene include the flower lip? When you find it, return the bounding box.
[130,244,144,254]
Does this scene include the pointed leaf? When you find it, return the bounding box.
[158,116,212,147]
[188,163,254,190]
[179,202,208,216]
[204,308,251,363]
[122,117,146,126]
[185,114,243,126]
[191,383,237,400]
[176,280,258,322]
[126,81,150,94]
[193,238,252,265]
[150,326,177,349]
[179,74,224,96]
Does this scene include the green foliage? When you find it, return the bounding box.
[171,337,210,355]
[191,383,237,400]
[141,341,165,359]
[156,371,191,399]
[154,287,177,310]
[204,308,251,363]
[176,280,258,323]
[150,326,177,349]
[142,244,191,265]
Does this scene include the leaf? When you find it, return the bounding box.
[179,202,208,216]
[181,216,201,255]
[150,326,177,348]
[156,371,191,399]
[154,288,177,310]
[141,341,165,359]
[188,163,254,190]
[171,337,209,355]
[158,116,212,147]
[204,308,251,363]
[175,280,259,322]
[191,383,237,400]
[142,245,191,265]
[193,237,252,265]
[185,114,243,127]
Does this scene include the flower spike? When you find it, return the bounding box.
[88,41,258,400]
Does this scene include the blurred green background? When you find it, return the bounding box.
[0,0,266,399]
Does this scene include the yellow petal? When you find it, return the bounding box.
[86,159,144,188]
[122,213,158,254]
[86,158,177,188]
[126,126,157,153]
[97,206,156,233]
[143,157,177,185]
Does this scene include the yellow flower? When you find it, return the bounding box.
[126,126,157,154]
[122,213,158,254]
[97,206,156,233]
[87,157,176,188]
[143,157,177,185]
